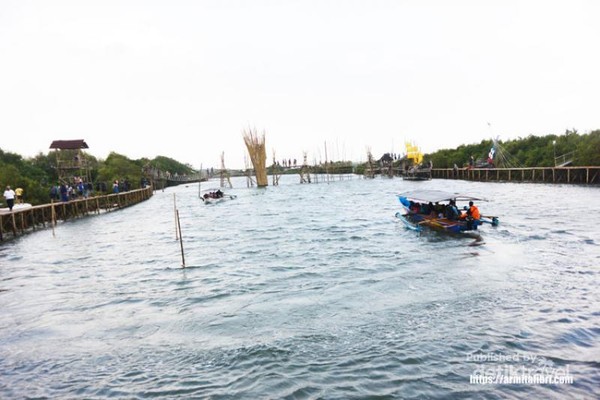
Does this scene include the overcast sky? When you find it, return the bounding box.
[1,0,598,169]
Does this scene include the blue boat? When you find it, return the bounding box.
[395,189,499,234]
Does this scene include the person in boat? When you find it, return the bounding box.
[409,201,419,213]
[427,202,437,216]
[445,200,459,220]
[420,202,431,215]
[460,201,481,229]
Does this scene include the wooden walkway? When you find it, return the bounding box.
[0,186,154,242]
[432,166,600,185]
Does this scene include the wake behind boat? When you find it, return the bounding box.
[395,189,499,236]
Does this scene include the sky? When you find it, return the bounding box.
[1,0,599,169]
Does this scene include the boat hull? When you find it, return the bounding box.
[201,193,237,204]
[395,211,477,234]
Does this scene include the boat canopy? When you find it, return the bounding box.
[397,189,483,203]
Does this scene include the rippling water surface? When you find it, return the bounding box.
[1,176,599,399]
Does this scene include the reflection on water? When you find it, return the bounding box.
[1,176,599,398]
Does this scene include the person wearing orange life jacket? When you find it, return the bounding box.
[459,201,481,230]
[468,201,480,220]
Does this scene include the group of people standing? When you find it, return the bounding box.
[50,179,93,202]
[3,177,134,211]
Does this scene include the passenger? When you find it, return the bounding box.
[461,201,481,229]
[468,201,481,220]
[410,202,419,213]
[445,200,459,220]
[428,202,436,216]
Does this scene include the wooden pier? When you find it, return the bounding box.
[0,186,154,242]
[431,166,600,185]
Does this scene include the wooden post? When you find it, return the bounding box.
[587,168,589,184]
[176,209,185,267]
[30,210,35,231]
[174,193,178,240]
[11,213,17,237]
[51,199,56,237]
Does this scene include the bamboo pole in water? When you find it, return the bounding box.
[173,193,178,240]
[198,163,202,199]
[176,209,185,268]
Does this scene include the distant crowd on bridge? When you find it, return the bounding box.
[48,176,144,203]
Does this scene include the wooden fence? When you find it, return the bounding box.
[432,167,600,185]
[0,186,153,242]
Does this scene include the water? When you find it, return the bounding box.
[1,175,599,399]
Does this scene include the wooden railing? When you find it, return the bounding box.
[0,186,154,242]
[431,167,600,185]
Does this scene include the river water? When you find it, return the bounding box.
[1,175,599,399]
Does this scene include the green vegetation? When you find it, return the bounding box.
[0,149,196,206]
[425,129,600,168]
[1,130,598,206]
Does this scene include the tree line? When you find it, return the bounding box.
[2,130,598,206]
[424,129,600,169]
[0,150,196,206]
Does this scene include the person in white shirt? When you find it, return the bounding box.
[3,185,16,211]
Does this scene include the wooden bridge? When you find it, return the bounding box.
[0,186,153,242]
[431,166,600,185]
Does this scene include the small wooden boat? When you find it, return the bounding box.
[402,165,432,181]
[200,189,237,204]
[395,189,498,235]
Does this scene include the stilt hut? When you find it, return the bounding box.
[49,139,92,184]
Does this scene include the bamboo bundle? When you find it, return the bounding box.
[243,127,268,187]
[220,152,233,188]
[271,149,280,186]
